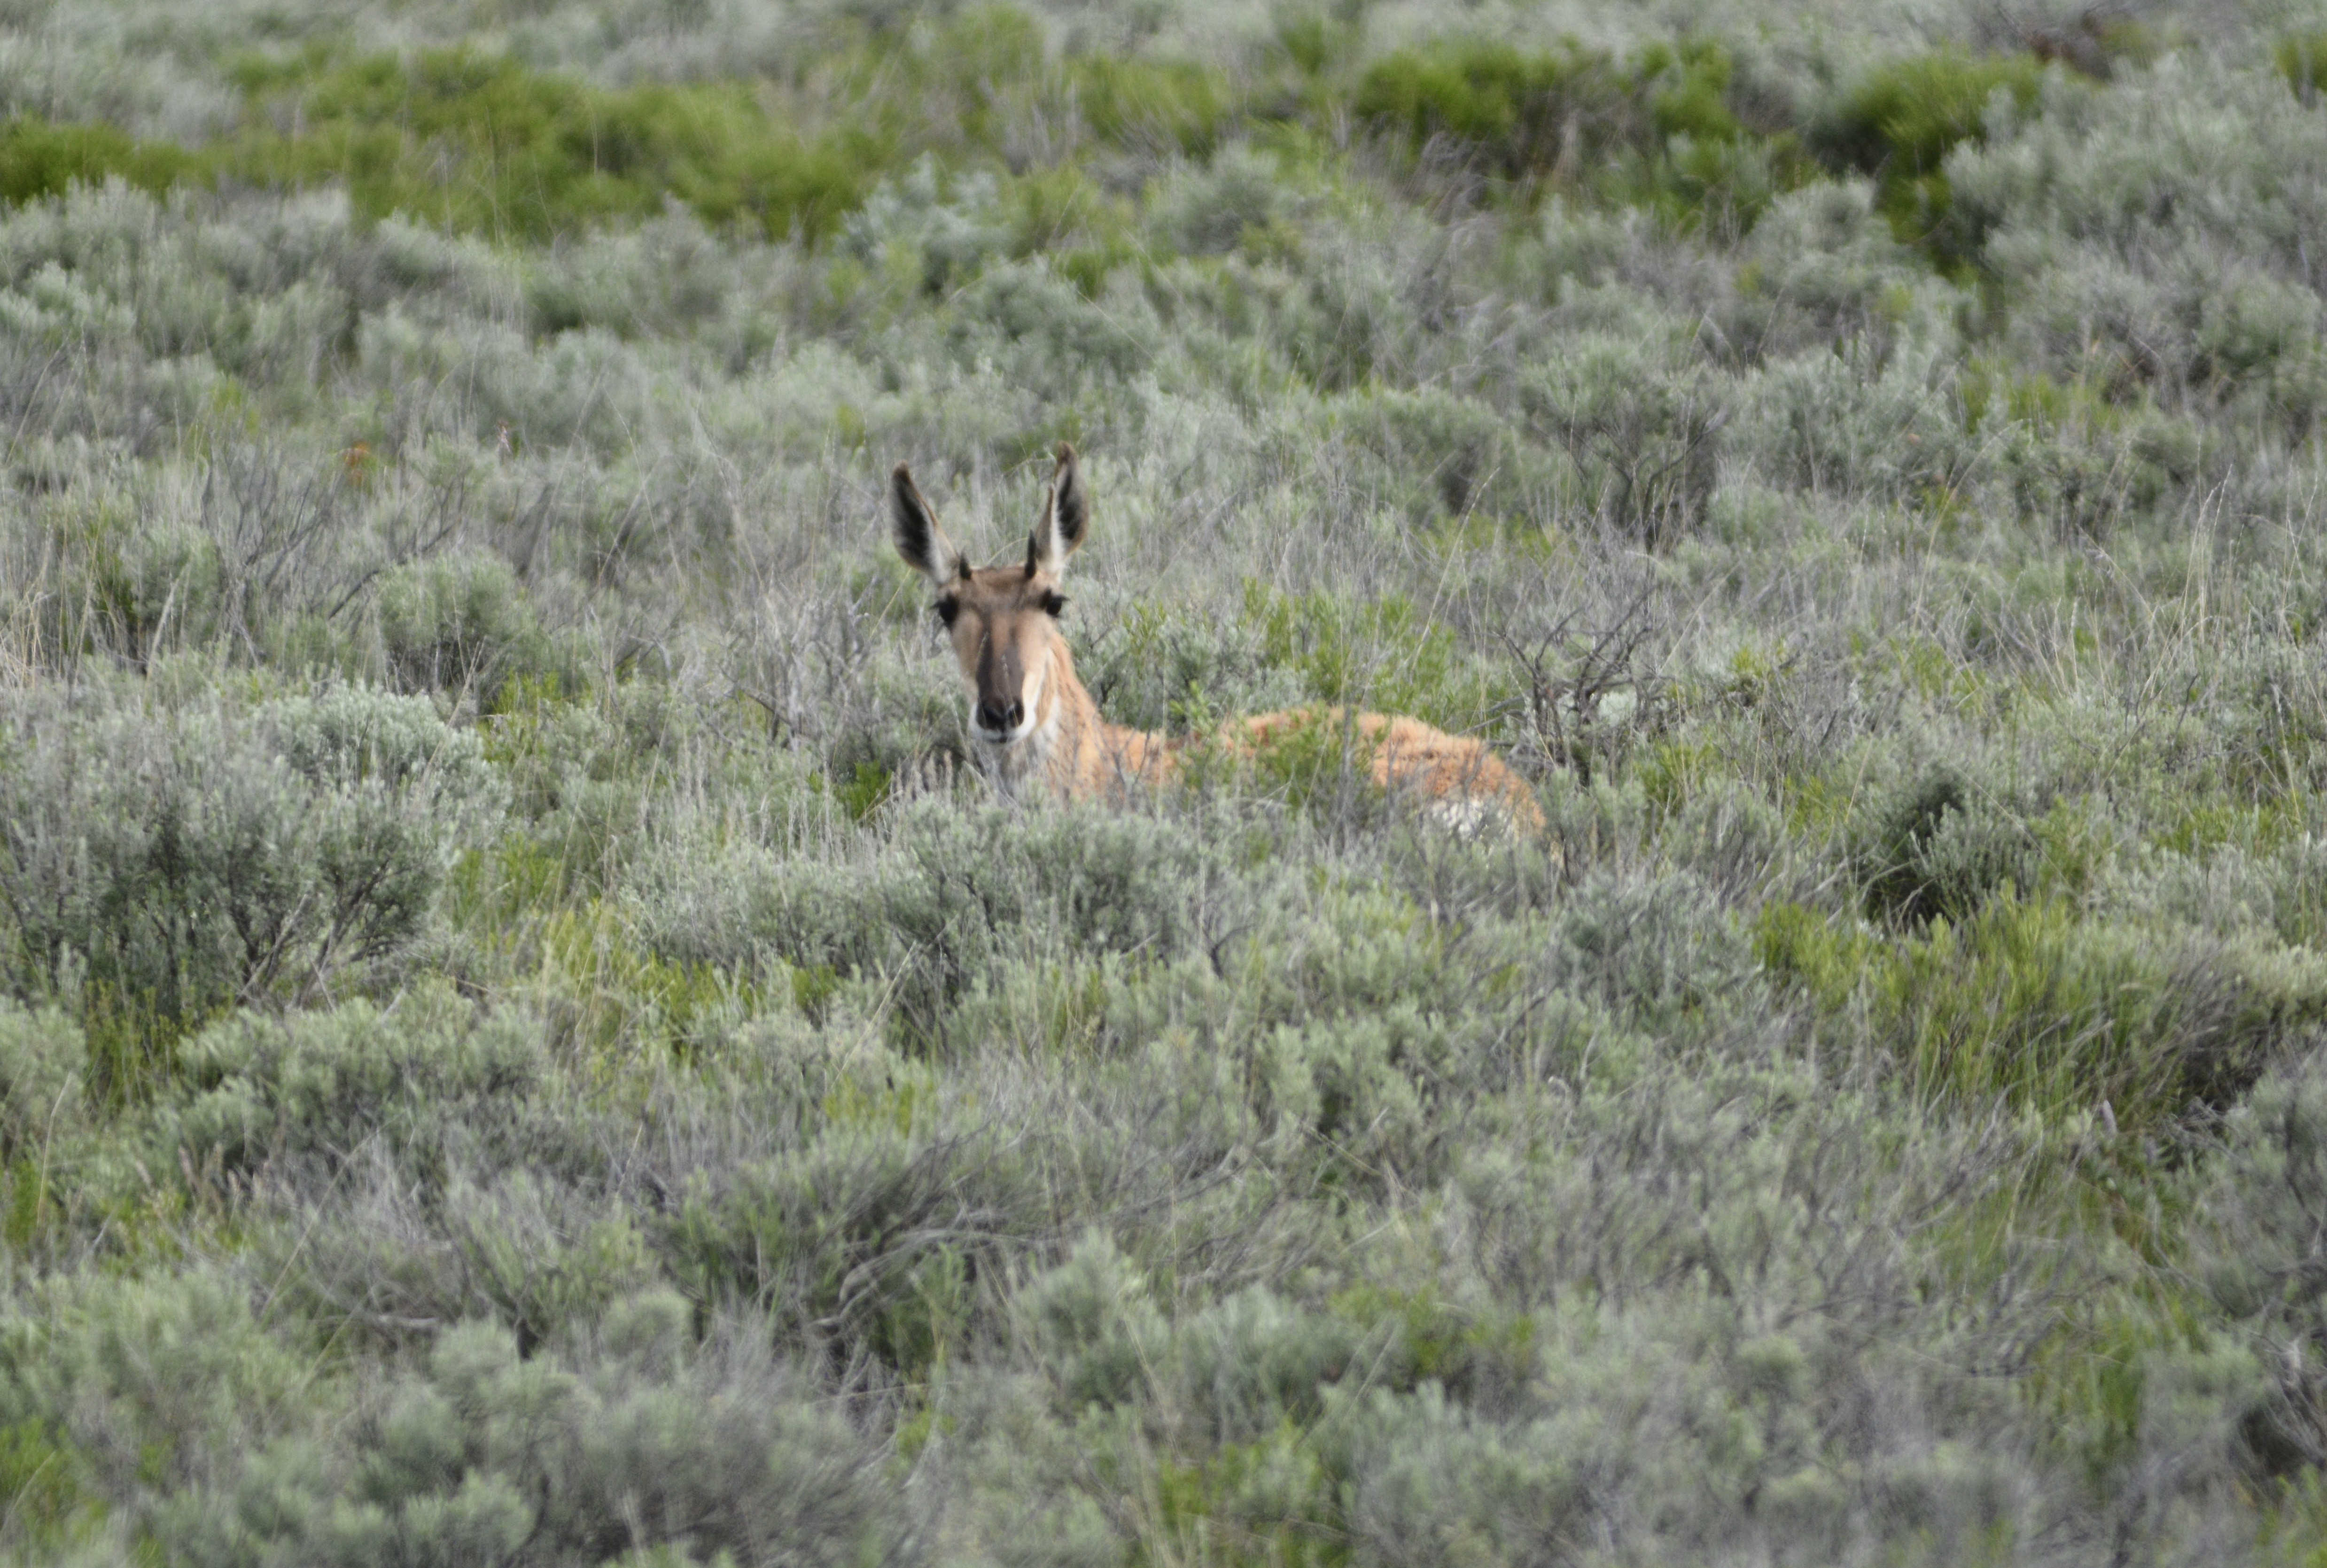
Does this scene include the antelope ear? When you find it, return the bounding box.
[891,462,965,582]
[1029,442,1088,578]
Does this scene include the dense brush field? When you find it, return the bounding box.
[20,0,2327,1560]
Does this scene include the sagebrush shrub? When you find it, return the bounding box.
[644,797,1247,1050]
[162,983,541,1188]
[1857,768,2033,926]
[844,155,1009,298]
[1149,144,1294,257]
[151,1307,891,1568]
[1355,39,1633,179]
[1523,334,1725,544]
[2201,1048,2327,1475]
[0,686,503,1079]
[376,555,541,697]
[1725,178,1964,365]
[1074,602,1306,736]
[949,258,1159,401]
[3,9,2327,1562]
[1810,46,2047,264]
[0,1002,84,1161]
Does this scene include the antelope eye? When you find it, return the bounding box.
[934,598,960,628]
[1041,591,1067,618]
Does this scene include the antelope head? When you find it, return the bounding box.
[891,444,1088,750]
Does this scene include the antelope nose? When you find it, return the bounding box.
[977,698,1023,734]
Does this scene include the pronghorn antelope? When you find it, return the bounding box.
[891,444,1545,834]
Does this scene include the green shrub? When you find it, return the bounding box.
[1767,893,2327,1127]
[1549,869,1754,1034]
[221,49,876,244]
[1354,39,1634,180]
[521,209,737,342]
[163,1308,890,1567]
[1326,1381,1586,1564]
[1734,335,1975,505]
[2278,31,2327,102]
[1242,582,1494,730]
[1147,145,1294,259]
[644,799,1238,1051]
[947,257,1158,398]
[1017,1231,1167,1413]
[843,156,1008,298]
[1856,768,2033,926]
[270,1166,656,1360]
[1812,47,2046,263]
[1345,387,1544,524]
[662,1104,1038,1377]
[1269,233,1417,392]
[0,1267,310,1505]
[1074,601,1305,737]
[1069,55,1233,156]
[1947,53,2327,449]
[1353,37,1796,228]
[0,119,200,208]
[109,20,1237,248]
[1725,178,1962,366]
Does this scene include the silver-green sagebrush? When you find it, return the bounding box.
[0,0,2325,1562]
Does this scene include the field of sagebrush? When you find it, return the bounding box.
[13,0,2327,1561]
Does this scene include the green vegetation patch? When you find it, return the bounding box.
[1353,36,1806,228]
[1812,47,2046,263]
[1243,581,1497,733]
[1354,38,1634,178]
[2279,30,2327,101]
[1760,895,2327,1130]
[219,47,881,242]
[0,119,201,208]
[0,10,1240,244]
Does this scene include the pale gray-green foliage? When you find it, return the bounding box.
[3,3,2327,1563]
[1523,331,1728,542]
[1956,55,2327,440]
[928,1051,2253,1565]
[0,1001,82,1161]
[2202,1052,2327,1475]
[1853,765,2039,925]
[159,983,544,1187]
[0,684,503,1026]
[1073,601,1307,731]
[144,1306,887,1568]
[1726,179,1961,365]
[1150,144,1295,256]
[0,1266,311,1510]
[845,156,1011,298]
[376,554,544,694]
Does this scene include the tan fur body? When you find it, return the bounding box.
[894,447,1545,835]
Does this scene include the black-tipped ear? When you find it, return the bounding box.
[1030,443,1088,578]
[891,462,963,582]
[1052,443,1088,554]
